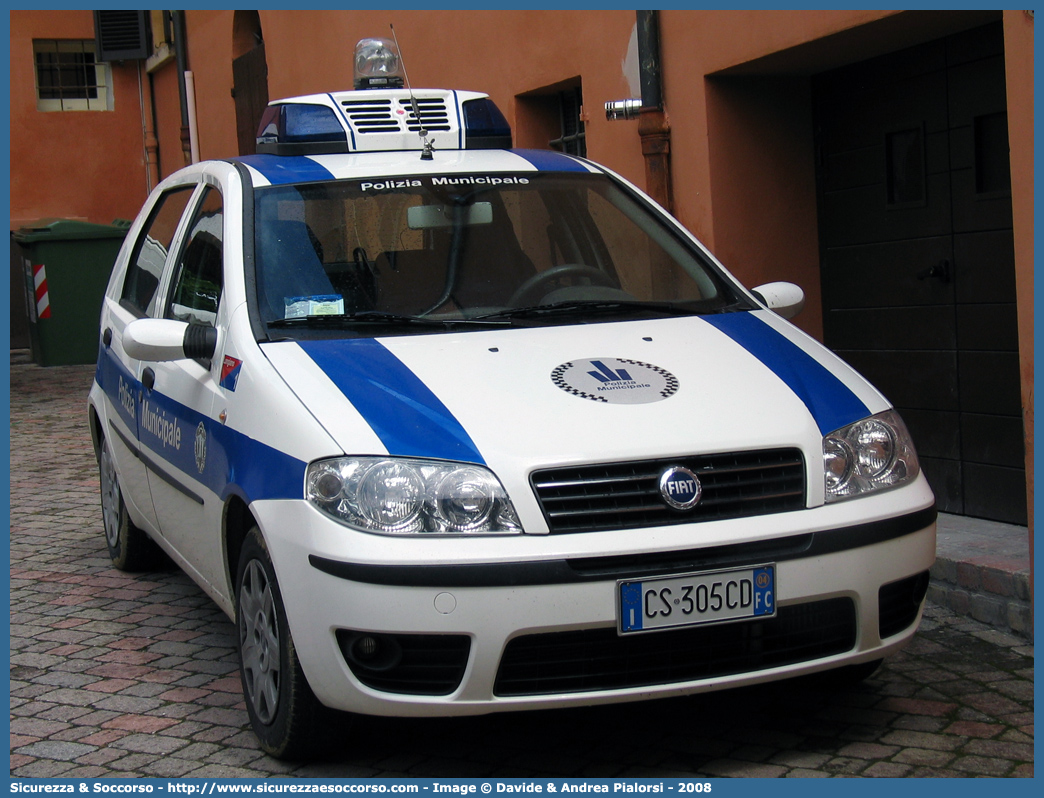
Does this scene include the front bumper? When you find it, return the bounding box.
[256,479,936,717]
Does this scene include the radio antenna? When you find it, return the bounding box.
[390,24,433,160]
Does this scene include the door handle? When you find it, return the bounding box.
[142,367,156,392]
[102,328,112,347]
[917,259,951,283]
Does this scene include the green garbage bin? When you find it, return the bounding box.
[13,218,130,366]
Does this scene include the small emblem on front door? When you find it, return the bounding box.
[194,422,207,474]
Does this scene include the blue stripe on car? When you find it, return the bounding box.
[298,338,486,465]
[511,149,590,172]
[702,312,870,435]
[234,154,337,185]
[97,347,306,502]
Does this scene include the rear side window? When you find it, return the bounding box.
[121,187,194,316]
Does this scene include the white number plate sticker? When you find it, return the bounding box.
[618,565,775,634]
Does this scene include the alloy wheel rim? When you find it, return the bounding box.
[100,447,121,550]
[239,559,281,725]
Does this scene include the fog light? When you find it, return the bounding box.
[353,635,380,660]
[339,631,402,672]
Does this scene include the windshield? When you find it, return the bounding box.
[252,172,750,336]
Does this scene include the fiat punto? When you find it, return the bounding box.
[88,44,935,760]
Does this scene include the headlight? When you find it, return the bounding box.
[823,410,919,502]
[306,457,523,535]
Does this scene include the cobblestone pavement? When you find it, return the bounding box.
[9,362,1034,778]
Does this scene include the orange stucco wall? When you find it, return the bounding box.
[655,9,905,343]
[657,9,900,250]
[151,58,186,181]
[183,11,238,163]
[9,10,152,227]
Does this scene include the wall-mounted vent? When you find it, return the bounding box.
[93,10,151,61]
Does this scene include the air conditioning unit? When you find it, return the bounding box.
[93,10,151,61]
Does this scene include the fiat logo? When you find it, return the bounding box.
[659,466,702,510]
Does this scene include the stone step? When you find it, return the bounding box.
[928,512,1033,640]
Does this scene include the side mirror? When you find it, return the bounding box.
[751,281,805,319]
[123,318,217,362]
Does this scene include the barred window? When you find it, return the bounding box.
[34,40,112,111]
[550,87,586,158]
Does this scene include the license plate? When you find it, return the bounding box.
[618,564,776,634]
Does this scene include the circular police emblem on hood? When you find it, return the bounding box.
[551,358,679,405]
[659,466,702,510]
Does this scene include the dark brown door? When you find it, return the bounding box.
[233,42,269,156]
[813,22,1025,525]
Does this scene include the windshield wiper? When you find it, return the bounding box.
[474,300,707,322]
[267,311,510,329]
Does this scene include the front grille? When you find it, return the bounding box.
[878,570,930,639]
[340,97,452,135]
[532,449,805,533]
[494,598,855,696]
[336,630,470,695]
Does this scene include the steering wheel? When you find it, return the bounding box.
[508,264,618,307]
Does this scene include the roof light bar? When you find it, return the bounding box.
[462,98,512,150]
[254,40,512,156]
[255,91,513,156]
[255,104,348,155]
[354,38,405,90]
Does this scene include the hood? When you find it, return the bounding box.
[261,311,886,517]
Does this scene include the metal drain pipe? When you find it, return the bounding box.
[637,10,663,112]
[635,10,673,213]
[173,11,192,165]
[606,12,673,212]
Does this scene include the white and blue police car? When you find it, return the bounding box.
[88,39,936,759]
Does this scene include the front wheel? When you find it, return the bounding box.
[98,437,163,571]
[236,526,335,759]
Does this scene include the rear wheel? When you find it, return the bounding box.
[236,526,334,759]
[98,437,163,571]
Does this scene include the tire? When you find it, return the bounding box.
[236,526,334,759]
[98,437,164,571]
